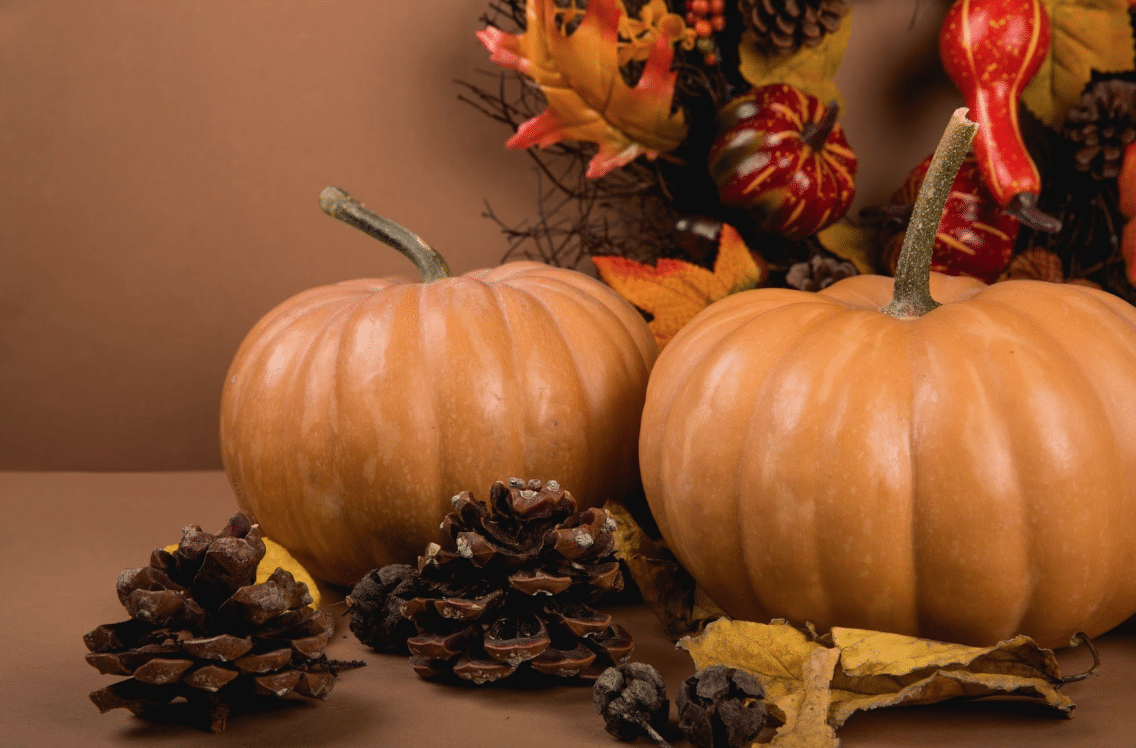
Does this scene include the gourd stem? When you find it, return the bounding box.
[881,108,979,319]
[318,186,452,283]
[801,101,839,152]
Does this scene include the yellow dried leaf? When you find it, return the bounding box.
[737,9,852,111]
[1022,0,1135,128]
[605,499,726,637]
[592,223,765,350]
[815,220,878,275]
[679,619,1086,747]
[770,647,841,748]
[826,629,1074,725]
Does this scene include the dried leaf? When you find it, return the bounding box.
[592,224,765,350]
[1021,0,1135,129]
[737,9,852,112]
[477,0,687,178]
[815,221,878,274]
[680,619,1083,748]
[824,628,1075,725]
[604,500,726,638]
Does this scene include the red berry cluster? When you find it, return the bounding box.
[685,0,727,65]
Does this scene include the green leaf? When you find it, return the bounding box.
[1021,0,1136,129]
[737,9,852,110]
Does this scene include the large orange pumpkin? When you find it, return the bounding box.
[639,112,1136,647]
[221,188,657,586]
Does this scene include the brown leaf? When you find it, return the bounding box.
[679,619,1084,747]
[604,500,726,638]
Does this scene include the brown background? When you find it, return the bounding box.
[0,0,963,471]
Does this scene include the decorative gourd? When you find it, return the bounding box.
[639,111,1136,648]
[938,0,1061,232]
[881,152,1020,284]
[708,83,857,240]
[221,188,657,586]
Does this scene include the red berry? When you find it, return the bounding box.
[710,0,726,11]
[711,14,726,31]
[686,11,698,25]
[703,52,718,66]
[695,18,712,37]
[691,0,710,14]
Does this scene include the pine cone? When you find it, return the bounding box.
[1063,77,1136,180]
[83,512,339,732]
[349,478,633,684]
[785,252,858,291]
[739,0,850,56]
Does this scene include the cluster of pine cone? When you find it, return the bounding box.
[348,478,634,684]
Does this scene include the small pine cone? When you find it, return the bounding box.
[83,512,338,732]
[785,252,858,291]
[346,564,423,651]
[594,662,671,744]
[1064,77,1136,180]
[676,666,768,748]
[355,479,632,685]
[739,0,850,56]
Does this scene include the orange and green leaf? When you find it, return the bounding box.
[477,0,687,178]
[592,224,765,350]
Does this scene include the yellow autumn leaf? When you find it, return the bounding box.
[591,223,765,350]
[679,619,1089,748]
[737,8,852,111]
[164,537,322,609]
[816,220,878,275]
[1021,0,1135,128]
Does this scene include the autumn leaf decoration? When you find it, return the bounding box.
[592,224,765,350]
[681,619,1099,748]
[477,0,688,178]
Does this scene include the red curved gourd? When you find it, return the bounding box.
[220,188,657,585]
[939,0,1061,232]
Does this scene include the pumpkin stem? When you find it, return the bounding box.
[318,186,452,283]
[880,108,979,319]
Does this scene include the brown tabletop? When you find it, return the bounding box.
[2,471,1133,747]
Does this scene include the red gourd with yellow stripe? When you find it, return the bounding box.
[708,83,857,239]
[939,0,1061,232]
[882,152,1020,283]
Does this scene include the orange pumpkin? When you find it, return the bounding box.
[221,188,657,586]
[639,112,1136,647]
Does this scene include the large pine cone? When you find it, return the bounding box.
[83,513,338,732]
[1064,77,1136,180]
[348,478,633,684]
[738,0,850,56]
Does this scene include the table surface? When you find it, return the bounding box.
[2,471,1133,748]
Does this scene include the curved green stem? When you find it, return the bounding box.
[318,186,452,283]
[880,108,979,319]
